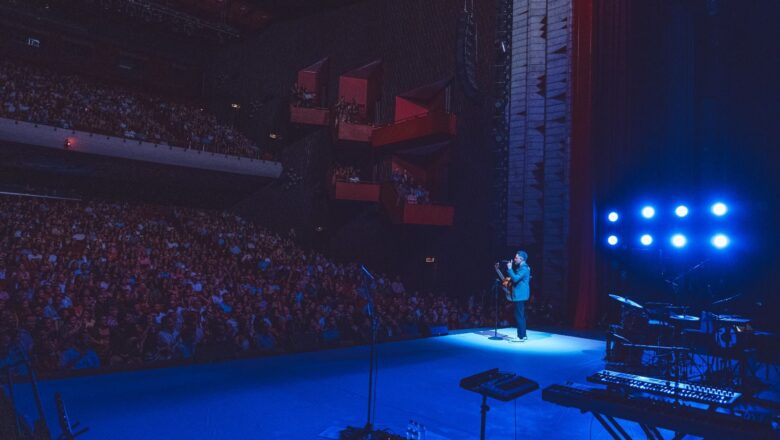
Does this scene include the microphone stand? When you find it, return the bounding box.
[489,278,503,340]
[489,261,509,341]
[360,264,379,438]
[664,258,710,295]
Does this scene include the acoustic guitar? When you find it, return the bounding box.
[494,263,513,301]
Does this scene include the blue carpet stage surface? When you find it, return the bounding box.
[14,329,686,439]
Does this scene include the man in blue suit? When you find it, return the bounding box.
[506,250,531,341]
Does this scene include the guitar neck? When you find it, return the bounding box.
[495,266,511,297]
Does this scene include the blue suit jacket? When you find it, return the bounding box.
[506,263,531,302]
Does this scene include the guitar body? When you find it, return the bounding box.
[494,264,513,301]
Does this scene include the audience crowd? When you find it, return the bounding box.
[333,97,363,124]
[332,164,363,183]
[4,0,235,42]
[0,195,524,375]
[0,60,259,159]
[391,169,431,204]
[290,83,318,108]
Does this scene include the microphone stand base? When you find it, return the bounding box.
[339,425,405,440]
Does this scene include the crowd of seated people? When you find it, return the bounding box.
[333,97,363,124]
[0,194,499,375]
[332,164,363,183]
[391,169,431,204]
[290,83,318,108]
[5,0,236,42]
[0,60,259,159]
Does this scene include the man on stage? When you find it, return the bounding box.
[506,250,531,341]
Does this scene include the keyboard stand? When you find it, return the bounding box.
[639,423,664,440]
[592,412,629,440]
[584,409,672,440]
[479,394,489,440]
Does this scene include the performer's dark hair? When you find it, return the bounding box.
[516,250,528,261]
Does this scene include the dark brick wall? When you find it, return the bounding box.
[211,0,499,295]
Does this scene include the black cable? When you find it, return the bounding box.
[372,330,379,428]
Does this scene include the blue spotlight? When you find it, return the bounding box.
[607,235,619,246]
[711,234,729,249]
[671,234,687,248]
[640,234,653,246]
[607,211,619,222]
[674,205,689,218]
[711,202,728,217]
[641,206,656,219]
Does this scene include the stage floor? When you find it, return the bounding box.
[14,328,679,439]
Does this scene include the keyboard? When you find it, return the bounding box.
[543,382,778,440]
[588,369,741,406]
[460,368,539,401]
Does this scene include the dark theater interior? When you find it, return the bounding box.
[1,0,779,439]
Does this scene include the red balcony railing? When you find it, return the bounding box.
[379,183,454,226]
[330,178,381,202]
[336,121,374,143]
[371,112,456,148]
[290,105,331,126]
